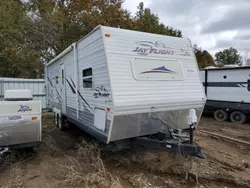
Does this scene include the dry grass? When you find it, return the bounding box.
[0,130,124,188]
[46,140,123,188]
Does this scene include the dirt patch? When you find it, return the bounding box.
[199,116,250,142]
[0,113,249,188]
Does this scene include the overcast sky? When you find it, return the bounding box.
[123,0,250,59]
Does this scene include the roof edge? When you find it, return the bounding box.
[200,66,250,71]
[46,25,103,67]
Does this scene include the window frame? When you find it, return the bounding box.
[82,68,93,89]
[61,69,64,85]
[55,76,59,84]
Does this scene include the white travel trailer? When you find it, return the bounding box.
[200,66,250,124]
[45,25,206,158]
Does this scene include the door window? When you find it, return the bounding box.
[61,69,64,85]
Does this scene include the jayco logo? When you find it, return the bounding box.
[132,41,191,56]
[180,48,191,56]
[132,41,174,56]
[18,105,32,112]
[93,86,110,98]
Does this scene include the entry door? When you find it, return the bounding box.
[60,64,66,114]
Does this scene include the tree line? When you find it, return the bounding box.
[0,0,242,78]
[194,45,242,68]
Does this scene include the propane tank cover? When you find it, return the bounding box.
[187,109,197,124]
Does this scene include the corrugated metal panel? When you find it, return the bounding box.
[0,77,46,108]
[102,26,206,114]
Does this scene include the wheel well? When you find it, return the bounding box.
[215,109,247,115]
[213,109,229,115]
[229,110,247,115]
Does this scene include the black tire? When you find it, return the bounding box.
[214,109,228,122]
[24,147,36,154]
[230,111,246,124]
[53,112,56,124]
[59,116,68,131]
[56,114,59,127]
[56,114,63,130]
[62,118,71,130]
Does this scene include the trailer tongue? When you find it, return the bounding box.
[132,136,205,159]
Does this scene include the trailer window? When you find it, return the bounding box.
[82,68,92,88]
[55,76,59,84]
[248,80,250,91]
[61,69,64,85]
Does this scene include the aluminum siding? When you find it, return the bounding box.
[103,26,206,114]
[49,28,113,131]
[46,54,65,110]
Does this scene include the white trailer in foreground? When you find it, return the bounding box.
[0,90,42,154]
[200,66,250,124]
[45,25,206,158]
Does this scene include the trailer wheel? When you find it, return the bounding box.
[57,115,67,131]
[56,114,59,128]
[55,113,58,126]
[230,111,246,124]
[214,109,228,122]
[53,112,55,123]
[61,118,71,130]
